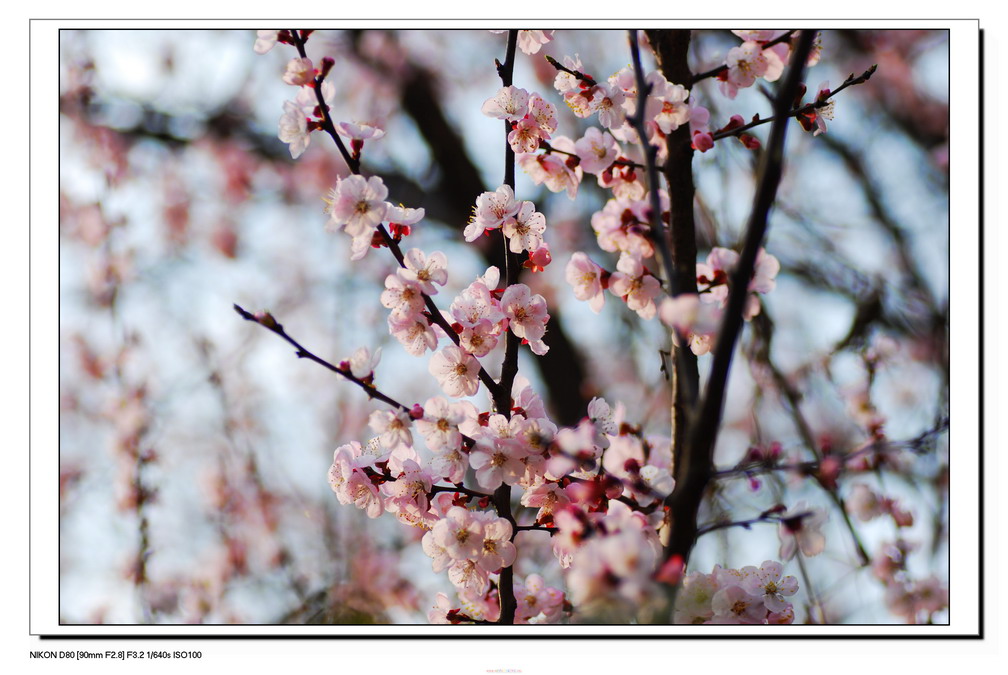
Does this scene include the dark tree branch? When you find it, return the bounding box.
[662,30,819,570]
[490,29,520,627]
[645,28,702,486]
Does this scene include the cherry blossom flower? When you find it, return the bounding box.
[253,30,279,54]
[387,312,438,356]
[501,201,547,254]
[385,203,426,235]
[345,345,381,380]
[515,574,565,623]
[328,443,384,519]
[368,409,413,451]
[813,81,835,136]
[448,558,490,595]
[427,592,454,624]
[466,185,521,241]
[324,175,390,237]
[778,501,828,559]
[517,29,554,55]
[474,511,517,572]
[382,459,434,525]
[380,274,425,319]
[688,99,714,152]
[468,416,529,490]
[723,40,785,97]
[500,283,550,350]
[740,560,799,613]
[400,248,448,295]
[431,506,485,560]
[457,318,500,358]
[282,57,316,86]
[709,583,767,624]
[609,253,662,319]
[527,94,558,136]
[643,72,691,134]
[673,570,720,624]
[521,480,571,523]
[428,345,481,397]
[518,143,582,200]
[553,54,584,93]
[507,117,544,153]
[481,85,530,122]
[594,82,627,130]
[278,100,311,159]
[333,121,386,141]
[566,528,658,607]
[574,127,620,175]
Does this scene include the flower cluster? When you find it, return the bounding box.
[249,28,901,628]
[674,561,799,624]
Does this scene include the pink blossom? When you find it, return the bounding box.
[468,416,529,490]
[282,57,316,86]
[415,396,473,452]
[427,592,454,624]
[515,574,565,624]
[563,86,602,118]
[501,201,547,254]
[516,29,554,55]
[431,506,485,560]
[574,127,620,175]
[725,41,785,93]
[380,274,425,319]
[400,248,448,295]
[644,72,691,134]
[368,409,413,451]
[507,117,544,153]
[673,570,720,624]
[566,528,658,606]
[709,584,767,624]
[457,318,500,357]
[527,94,558,136]
[594,82,627,130]
[450,275,507,328]
[324,174,390,237]
[552,54,584,94]
[848,483,886,521]
[473,511,516,571]
[609,253,662,319]
[740,560,799,613]
[466,185,521,241]
[253,30,279,54]
[382,459,434,525]
[520,481,570,522]
[500,283,550,344]
[333,121,386,141]
[518,149,582,200]
[346,345,381,380]
[428,345,481,398]
[278,100,310,159]
[387,313,437,356]
[447,558,490,595]
[481,85,530,122]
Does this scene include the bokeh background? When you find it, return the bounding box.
[58,28,950,624]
